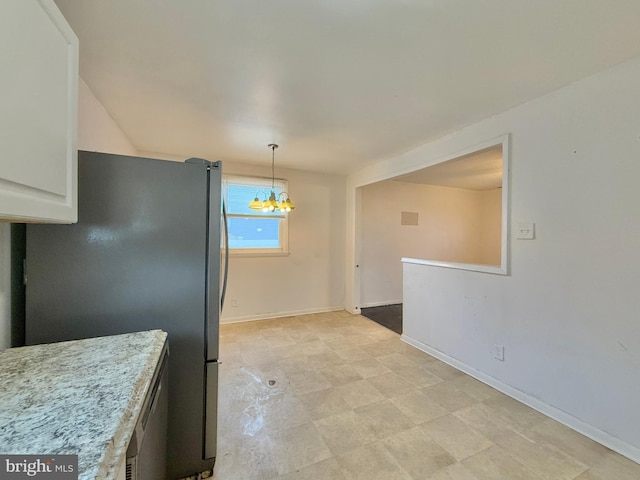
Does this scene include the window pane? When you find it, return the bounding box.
[227,217,280,249]
[227,183,283,216]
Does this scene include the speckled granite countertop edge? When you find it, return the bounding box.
[95,332,167,480]
[0,330,168,480]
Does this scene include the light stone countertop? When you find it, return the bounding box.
[0,330,168,480]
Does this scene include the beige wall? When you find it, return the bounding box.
[82,87,347,324]
[220,162,346,322]
[477,188,502,266]
[360,180,501,307]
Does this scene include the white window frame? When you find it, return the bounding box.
[223,175,290,257]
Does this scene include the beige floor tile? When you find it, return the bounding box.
[391,364,445,387]
[219,329,237,340]
[390,390,449,425]
[213,435,278,480]
[421,381,478,412]
[270,343,306,359]
[378,352,418,369]
[448,375,502,401]
[276,354,311,375]
[422,414,494,460]
[261,394,312,433]
[398,345,438,364]
[287,330,321,343]
[293,339,333,356]
[425,462,482,480]
[259,326,287,337]
[306,351,346,370]
[334,325,365,337]
[453,403,521,443]
[218,313,637,480]
[422,360,466,380]
[528,419,611,467]
[320,364,363,386]
[368,328,401,341]
[240,347,275,365]
[367,372,415,398]
[574,452,640,480]
[235,331,267,345]
[359,340,405,358]
[265,422,332,476]
[286,370,332,395]
[313,410,374,454]
[349,358,392,378]
[219,333,238,346]
[335,379,386,408]
[333,346,372,362]
[382,426,456,478]
[354,400,415,442]
[297,387,352,421]
[345,334,378,346]
[262,334,296,349]
[462,445,539,480]
[336,441,412,480]
[324,336,359,350]
[279,457,347,480]
[496,432,588,480]
[483,395,547,431]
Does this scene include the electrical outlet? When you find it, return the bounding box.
[492,344,505,361]
[516,222,535,240]
[231,299,239,307]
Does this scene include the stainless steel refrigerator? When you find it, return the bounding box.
[24,151,227,480]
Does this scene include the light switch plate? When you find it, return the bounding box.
[516,222,535,240]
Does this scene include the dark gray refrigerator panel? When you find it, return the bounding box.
[25,151,221,480]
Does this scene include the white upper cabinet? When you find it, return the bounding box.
[0,0,78,223]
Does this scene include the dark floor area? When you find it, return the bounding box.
[360,303,402,334]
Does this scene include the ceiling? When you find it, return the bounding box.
[55,0,640,175]
[393,145,502,191]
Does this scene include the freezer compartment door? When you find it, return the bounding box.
[204,361,218,459]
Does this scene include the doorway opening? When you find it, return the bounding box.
[354,135,509,330]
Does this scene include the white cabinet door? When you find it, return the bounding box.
[0,0,78,223]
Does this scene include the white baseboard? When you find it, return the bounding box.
[221,306,345,324]
[401,334,640,465]
[359,300,403,309]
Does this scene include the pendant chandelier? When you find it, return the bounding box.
[248,144,295,213]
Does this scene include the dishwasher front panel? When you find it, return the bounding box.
[127,348,169,480]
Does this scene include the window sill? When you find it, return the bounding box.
[228,250,290,258]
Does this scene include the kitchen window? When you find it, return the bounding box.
[223,175,289,256]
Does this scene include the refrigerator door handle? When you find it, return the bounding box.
[220,200,229,311]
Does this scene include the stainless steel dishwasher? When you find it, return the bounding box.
[126,343,169,480]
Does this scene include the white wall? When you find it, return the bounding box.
[78,78,138,156]
[360,181,501,307]
[221,162,346,323]
[348,55,640,461]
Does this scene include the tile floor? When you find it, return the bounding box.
[213,311,639,480]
